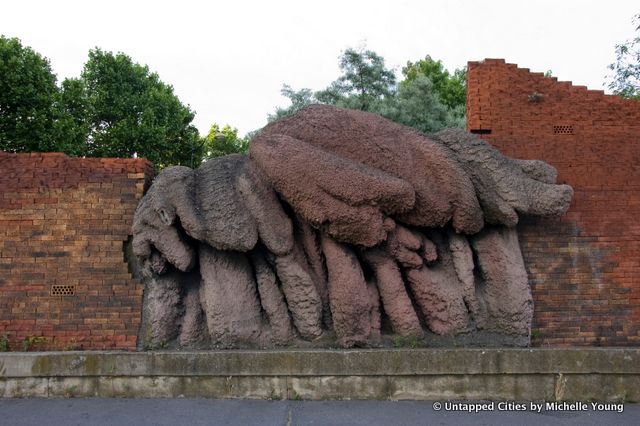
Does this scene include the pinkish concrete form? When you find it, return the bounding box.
[132,105,572,349]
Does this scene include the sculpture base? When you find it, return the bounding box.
[1,349,638,400]
[138,330,530,351]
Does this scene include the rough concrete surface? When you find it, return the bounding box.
[1,349,639,402]
[321,234,372,347]
[132,104,573,349]
[199,245,263,347]
[253,105,484,234]
[434,128,573,226]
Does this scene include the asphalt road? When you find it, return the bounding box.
[0,399,637,426]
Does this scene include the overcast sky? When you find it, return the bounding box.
[2,1,638,136]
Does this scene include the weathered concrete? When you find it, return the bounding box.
[1,349,638,400]
[132,105,575,350]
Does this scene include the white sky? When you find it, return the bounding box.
[1,0,638,136]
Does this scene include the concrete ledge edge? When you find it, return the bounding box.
[1,349,639,400]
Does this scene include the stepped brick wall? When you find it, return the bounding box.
[467,59,640,346]
[0,152,152,350]
[2,60,639,350]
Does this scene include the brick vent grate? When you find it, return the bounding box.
[553,125,574,135]
[50,285,75,296]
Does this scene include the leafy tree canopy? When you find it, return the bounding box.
[0,40,205,167]
[316,47,396,112]
[401,55,466,111]
[0,36,83,154]
[201,123,248,160]
[268,84,316,122]
[383,73,465,134]
[607,13,640,99]
[270,46,466,133]
[77,48,200,167]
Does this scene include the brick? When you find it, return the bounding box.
[469,59,640,346]
[0,153,149,350]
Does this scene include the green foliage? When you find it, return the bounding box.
[78,48,200,168]
[268,84,316,122]
[54,78,90,156]
[0,333,9,352]
[396,55,466,132]
[392,335,404,348]
[383,73,464,133]
[0,35,57,152]
[201,123,249,160]
[402,55,467,111]
[63,338,80,351]
[0,36,84,154]
[268,388,282,400]
[64,385,79,398]
[528,92,544,103]
[0,39,203,167]
[316,46,396,112]
[607,13,640,99]
[270,46,466,132]
[269,47,396,123]
[391,335,420,348]
[22,335,47,351]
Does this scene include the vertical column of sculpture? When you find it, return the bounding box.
[139,271,183,348]
[199,245,262,347]
[362,248,423,338]
[404,231,472,335]
[250,251,294,344]
[294,217,332,328]
[471,227,533,336]
[178,276,208,347]
[320,233,372,347]
[273,247,324,340]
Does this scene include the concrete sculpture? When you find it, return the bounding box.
[132,105,573,349]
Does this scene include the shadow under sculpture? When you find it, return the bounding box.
[132,104,573,349]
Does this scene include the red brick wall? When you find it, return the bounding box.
[467,59,640,346]
[0,152,153,350]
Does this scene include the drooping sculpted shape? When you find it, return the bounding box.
[251,106,485,245]
[434,128,572,226]
[133,104,573,349]
[249,134,416,246]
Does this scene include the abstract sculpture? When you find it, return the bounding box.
[132,105,573,349]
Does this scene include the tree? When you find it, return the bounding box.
[77,48,200,167]
[200,123,248,160]
[0,36,83,154]
[269,47,467,133]
[394,55,467,131]
[268,84,315,122]
[383,74,464,134]
[269,46,397,122]
[53,77,90,156]
[607,13,640,99]
[315,47,396,112]
[401,55,467,111]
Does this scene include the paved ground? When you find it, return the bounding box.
[0,399,637,426]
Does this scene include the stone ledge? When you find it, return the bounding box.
[1,349,639,400]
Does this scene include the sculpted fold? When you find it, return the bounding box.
[132,104,572,349]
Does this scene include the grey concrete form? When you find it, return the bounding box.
[1,348,639,401]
